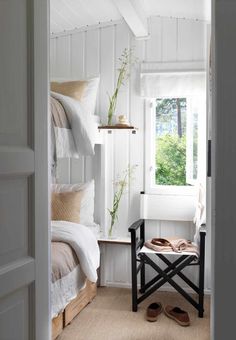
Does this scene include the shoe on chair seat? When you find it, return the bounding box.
[146,302,163,322]
[164,305,190,326]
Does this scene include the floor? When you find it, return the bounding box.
[57,287,210,340]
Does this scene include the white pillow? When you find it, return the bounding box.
[81,77,99,115]
[51,91,96,156]
[51,180,95,226]
[51,77,100,116]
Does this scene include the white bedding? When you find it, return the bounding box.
[51,265,86,318]
[51,91,98,156]
[51,221,100,282]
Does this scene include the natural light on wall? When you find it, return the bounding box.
[141,64,206,192]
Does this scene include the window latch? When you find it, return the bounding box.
[207,140,211,177]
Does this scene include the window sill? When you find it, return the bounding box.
[146,185,197,196]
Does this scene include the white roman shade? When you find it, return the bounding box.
[140,62,206,98]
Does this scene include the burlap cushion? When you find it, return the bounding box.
[51,80,88,101]
[51,191,84,224]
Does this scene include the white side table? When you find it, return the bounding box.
[97,235,131,286]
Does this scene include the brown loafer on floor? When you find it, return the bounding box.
[164,305,190,326]
[146,302,163,322]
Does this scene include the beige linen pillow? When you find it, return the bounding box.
[51,80,88,101]
[51,180,95,226]
[51,77,100,115]
[51,190,84,224]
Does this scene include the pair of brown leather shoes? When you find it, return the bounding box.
[164,305,190,326]
[146,303,190,326]
[146,302,163,322]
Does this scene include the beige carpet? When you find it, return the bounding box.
[58,287,210,340]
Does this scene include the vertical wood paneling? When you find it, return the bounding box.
[71,32,85,78]
[56,159,69,183]
[162,18,178,61]
[114,23,130,120]
[84,156,94,181]
[85,29,100,78]
[146,17,162,62]
[50,38,57,78]
[85,29,100,115]
[50,17,209,289]
[113,245,129,283]
[177,19,195,61]
[55,35,71,77]
[113,131,130,236]
[100,26,115,124]
[70,158,84,183]
[192,21,206,61]
[104,132,114,236]
[112,24,131,236]
[129,39,145,225]
[160,221,177,238]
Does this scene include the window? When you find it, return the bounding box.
[155,97,187,186]
[143,69,206,194]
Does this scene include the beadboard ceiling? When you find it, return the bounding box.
[50,0,211,35]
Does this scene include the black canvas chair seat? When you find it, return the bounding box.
[128,190,206,318]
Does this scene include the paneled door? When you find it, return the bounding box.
[0,1,50,339]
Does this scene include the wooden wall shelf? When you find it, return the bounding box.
[98,125,135,129]
[98,125,137,133]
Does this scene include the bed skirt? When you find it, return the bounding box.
[52,280,97,339]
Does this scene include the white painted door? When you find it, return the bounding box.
[0,1,50,340]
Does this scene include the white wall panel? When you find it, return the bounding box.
[104,132,114,236]
[128,40,145,226]
[100,26,115,123]
[162,18,178,61]
[177,19,196,61]
[86,29,100,78]
[56,35,71,77]
[71,32,85,78]
[113,131,130,236]
[50,17,209,289]
[50,37,57,78]
[70,158,85,183]
[146,17,162,62]
[114,23,130,120]
[192,21,207,61]
[56,159,70,183]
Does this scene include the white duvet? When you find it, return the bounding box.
[51,220,100,282]
[51,91,97,156]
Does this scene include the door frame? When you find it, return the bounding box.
[33,0,50,338]
[211,0,236,339]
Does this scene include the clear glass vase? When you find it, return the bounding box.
[108,222,118,239]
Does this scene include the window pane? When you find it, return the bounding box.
[155,98,187,186]
[186,97,199,185]
[193,111,198,179]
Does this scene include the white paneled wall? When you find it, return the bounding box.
[50,16,210,291]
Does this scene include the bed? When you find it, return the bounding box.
[50,78,101,339]
[51,221,100,340]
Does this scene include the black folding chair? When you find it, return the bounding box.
[128,189,206,317]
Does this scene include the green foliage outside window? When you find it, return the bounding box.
[155,97,188,186]
[156,134,187,185]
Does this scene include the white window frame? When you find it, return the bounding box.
[145,91,206,197]
[186,95,206,186]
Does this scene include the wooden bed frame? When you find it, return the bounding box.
[52,280,97,339]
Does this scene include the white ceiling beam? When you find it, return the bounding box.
[113,0,149,39]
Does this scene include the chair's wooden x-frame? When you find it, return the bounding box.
[128,219,206,317]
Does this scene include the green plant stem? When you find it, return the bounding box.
[108,172,129,236]
[107,49,132,125]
